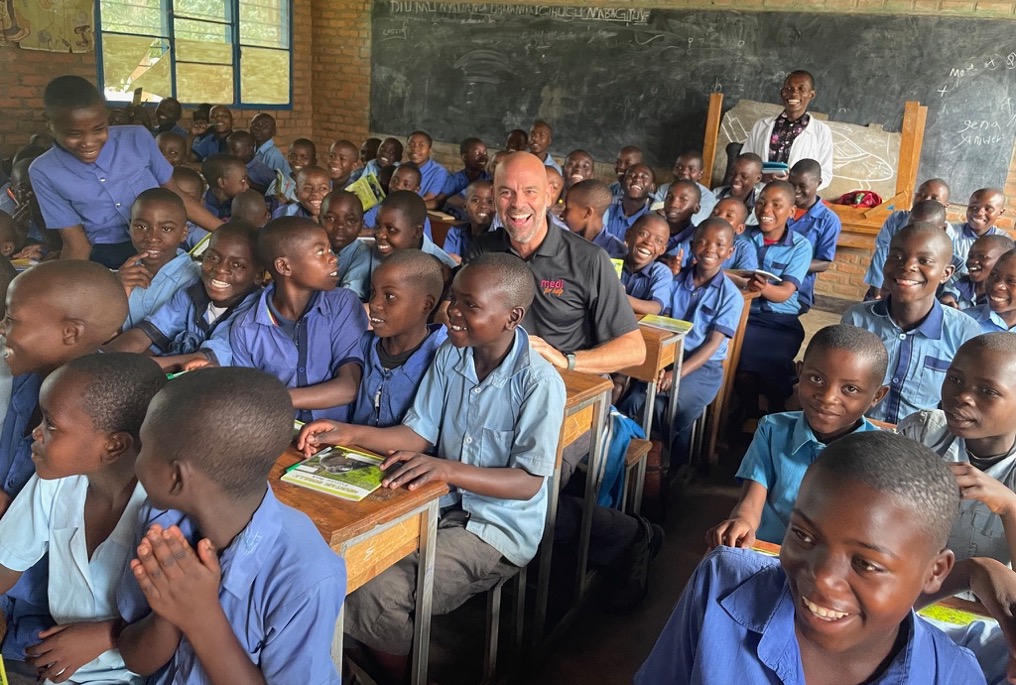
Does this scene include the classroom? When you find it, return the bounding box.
[4,0,1016,683]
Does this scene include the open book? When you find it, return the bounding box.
[281,445,386,502]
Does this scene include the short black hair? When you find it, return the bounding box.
[193,104,213,122]
[959,331,1016,361]
[209,219,260,266]
[910,199,948,225]
[804,324,889,384]
[624,163,656,184]
[809,431,960,547]
[43,75,103,115]
[736,152,764,169]
[226,130,255,148]
[257,216,322,271]
[230,190,269,226]
[460,252,535,310]
[568,179,613,213]
[459,137,483,155]
[762,180,796,204]
[694,217,735,244]
[295,165,330,185]
[201,154,246,184]
[172,166,204,193]
[13,260,128,342]
[565,149,594,164]
[155,131,186,150]
[786,69,816,89]
[58,352,167,443]
[379,190,427,231]
[464,179,493,200]
[669,178,702,202]
[290,138,317,155]
[145,367,293,496]
[532,120,553,133]
[331,139,358,156]
[676,149,703,164]
[375,249,445,304]
[392,162,422,187]
[790,158,822,181]
[891,221,953,261]
[12,145,46,167]
[973,233,1015,253]
[409,130,433,147]
[133,187,186,220]
[380,137,404,162]
[321,189,364,219]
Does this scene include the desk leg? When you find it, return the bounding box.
[664,340,686,469]
[577,390,610,600]
[410,500,439,685]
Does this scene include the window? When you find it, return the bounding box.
[97,0,291,107]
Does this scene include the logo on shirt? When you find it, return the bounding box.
[541,278,565,297]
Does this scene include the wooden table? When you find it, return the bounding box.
[533,369,612,641]
[426,212,465,250]
[271,449,448,685]
[621,322,689,455]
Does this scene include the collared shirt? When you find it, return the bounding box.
[403,328,565,566]
[942,275,982,311]
[735,411,881,543]
[742,115,834,191]
[468,225,639,354]
[603,199,650,240]
[204,189,232,220]
[29,126,173,245]
[183,222,211,252]
[865,213,958,288]
[966,303,1015,333]
[952,223,1007,277]
[443,169,492,197]
[713,184,764,227]
[138,282,261,365]
[899,408,1016,565]
[0,475,147,683]
[362,204,433,239]
[245,157,276,190]
[230,285,368,422]
[352,325,447,427]
[622,260,671,308]
[746,226,813,315]
[842,297,981,423]
[590,226,627,258]
[665,222,696,260]
[125,250,202,329]
[338,239,373,301]
[635,547,986,685]
[541,154,562,174]
[667,266,744,361]
[723,234,759,270]
[271,202,312,220]
[653,181,717,226]
[190,131,226,162]
[255,139,292,178]
[443,224,491,259]
[152,123,188,139]
[145,489,345,685]
[416,159,451,198]
[769,112,811,164]
[788,198,842,310]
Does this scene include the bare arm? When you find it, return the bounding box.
[705,480,768,550]
[118,613,182,676]
[627,294,663,316]
[297,420,432,457]
[0,564,22,596]
[529,328,646,375]
[57,225,92,261]
[382,453,544,500]
[289,362,362,411]
[162,179,224,232]
[103,328,156,354]
[808,259,831,274]
[747,273,798,304]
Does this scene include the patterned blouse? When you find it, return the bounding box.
[768,112,811,164]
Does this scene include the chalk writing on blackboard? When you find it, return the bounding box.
[387,1,651,25]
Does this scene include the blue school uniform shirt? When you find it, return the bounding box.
[230,285,369,422]
[352,325,447,427]
[941,275,982,310]
[591,227,627,258]
[666,222,697,260]
[338,239,373,301]
[953,223,1007,276]
[541,154,562,174]
[842,297,982,424]
[125,250,202,329]
[442,168,492,197]
[608,180,623,201]
[362,204,433,239]
[204,189,232,220]
[635,546,985,685]
[723,234,759,270]
[622,261,671,308]
[255,138,292,178]
[864,210,910,288]
[604,199,649,240]
[747,227,813,315]
[417,159,451,198]
[667,266,744,362]
[152,123,188,139]
[29,125,173,246]
[367,236,456,272]
[735,411,880,543]
[123,489,346,685]
[245,157,276,190]
[137,282,260,365]
[402,328,565,566]
[183,222,211,251]
[271,202,313,220]
[653,181,717,226]
[190,131,225,161]
[966,303,1015,333]
[788,199,841,311]
[444,224,481,258]
[714,184,764,226]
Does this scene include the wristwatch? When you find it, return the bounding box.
[566,353,577,371]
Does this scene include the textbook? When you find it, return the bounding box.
[281,445,386,502]
[346,174,386,212]
[610,258,624,279]
[639,315,693,335]
[728,268,783,284]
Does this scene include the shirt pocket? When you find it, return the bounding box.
[478,428,513,469]
[915,355,951,410]
[769,260,788,273]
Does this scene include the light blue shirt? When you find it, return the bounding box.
[442,169,491,197]
[864,210,911,288]
[966,303,1015,333]
[541,154,562,174]
[254,139,292,178]
[590,226,627,258]
[941,275,981,311]
[362,204,433,239]
[603,199,649,241]
[125,251,201,329]
[735,411,881,543]
[144,489,345,685]
[667,267,744,362]
[0,475,147,683]
[952,223,1007,277]
[841,297,982,423]
[723,234,759,270]
[622,261,672,308]
[352,325,447,428]
[636,547,985,685]
[417,158,451,198]
[654,181,717,226]
[338,239,373,301]
[713,184,764,226]
[746,226,813,315]
[402,328,565,566]
[29,126,173,245]
[788,199,841,310]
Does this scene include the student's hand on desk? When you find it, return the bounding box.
[12,243,44,261]
[746,272,768,293]
[27,622,116,683]
[297,419,350,455]
[705,517,756,551]
[528,336,567,370]
[951,462,1016,517]
[381,451,451,491]
[131,525,221,634]
[117,254,154,294]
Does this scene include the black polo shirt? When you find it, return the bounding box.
[468,224,639,354]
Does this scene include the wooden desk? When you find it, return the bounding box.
[534,369,612,641]
[426,212,465,250]
[271,450,448,685]
[621,323,687,441]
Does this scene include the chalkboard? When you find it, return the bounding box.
[370,3,1016,202]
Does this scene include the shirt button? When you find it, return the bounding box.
[298,366,305,373]
[99,178,106,182]
[892,378,900,384]
[898,334,906,340]
[472,388,481,394]
[115,202,121,208]
[464,436,472,445]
